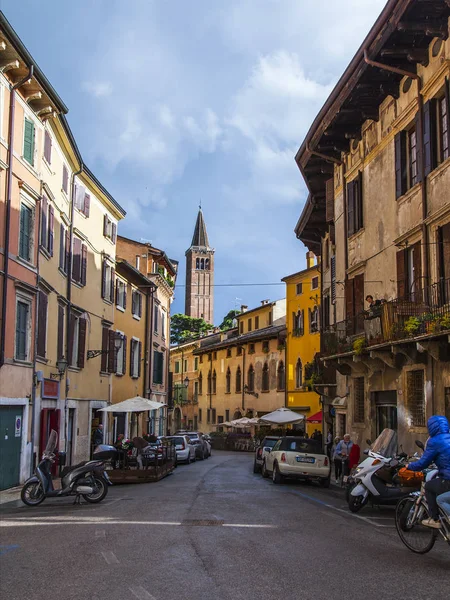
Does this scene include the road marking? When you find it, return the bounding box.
[223,523,276,528]
[101,551,119,564]
[95,529,106,538]
[0,518,275,529]
[129,586,157,600]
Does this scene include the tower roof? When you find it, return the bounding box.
[190,209,210,248]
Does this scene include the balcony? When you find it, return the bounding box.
[322,278,450,358]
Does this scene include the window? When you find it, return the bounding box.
[59,224,69,274]
[199,372,203,395]
[226,368,231,393]
[72,239,87,286]
[194,381,198,402]
[57,304,65,361]
[354,377,365,423]
[74,183,90,218]
[44,130,52,164]
[207,371,212,395]
[212,409,216,424]
[438,95,449,163]
[207,409,211,424]
[255,316,259,329]
[239,322,244,334]
[218,415,223,425]
[101,260,114,302]
[293,310,304,337]
[347,172,363,237]
[40,197,54,256]
[226,348,232,358]
[249,343,255,354]
[153,350,164,384]
[268,312,273,326]
[130,339,141,379]
[37,289,48,358]
[406,370,425,427]
[311,276,319,290]
[132,290,143,318]
[237,346,243,356]
[199,355,203,364]
[68,313,87,369]
[162,312,166,338]
[15,298,30,361]
[295,359,302,389]
[396,242,422,301]
[103,215,117,243]
[184,359,188,372]
[212,370,217,394]
[154,305,159,333]
[277,361,285,391]
[19,203,32,261]
[345,274,365,335]
[225,409,230,422]
[194,357,199,370]
[199,408,202,422]
[175,361,180,374]
[437,223,450,305]
[116,334,127,376]
[247,318,252,332]
[247,365,255,392]
[116,279,126,309]
[213,351,217,360]
[23,118,35,166]
[395,114,422,199]
[408,127,418,188]
[262,340,269,353]
[296,283,303,295]
[62,165,69,195]
[262,363,269,392]
[309,306,319,333]
[236,366,242,393]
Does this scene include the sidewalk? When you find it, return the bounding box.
[0,486,22,506]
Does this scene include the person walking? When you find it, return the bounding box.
[335,434,354,481]
[332,436,342,482]
[93,423,103,447]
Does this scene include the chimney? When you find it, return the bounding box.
[261,299,270,305]
[306,251,315,269]
[241,305,248,313]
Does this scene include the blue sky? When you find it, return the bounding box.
[1,0,387,324]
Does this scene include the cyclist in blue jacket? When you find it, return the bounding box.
[407,415,450,529]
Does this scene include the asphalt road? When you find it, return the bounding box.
[0,451,449,600]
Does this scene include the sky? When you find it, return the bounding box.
[0,0,387,325]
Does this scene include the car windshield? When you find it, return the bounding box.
[171,437,185,445]
[283,439,322,454]
[370,429,397,458]
[263,439,278,448]
[186,434,199,440]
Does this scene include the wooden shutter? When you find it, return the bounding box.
[59,223,65,270]
[325,178,334,222]
[84,194,90,218]
[115,279,119,305]
[41,195,48,249]
[122,336,127,375]
[414,111,423,183]
[110,268,115,302]
[101,260,106,299]
[62,165,69,194]
[413,241,422,294]
[396,249,406,299]
[444,78,450,160]
[65,230,70,273]
[354,273,365,332]
[108,330,117,373]
[103,214,108,236]
[423,99,437,176]
[101,327,109,372]
[138,342,142,378]
[48,205,54,256]
[331,255,336,304]
[131,291,136,315]
[441,223,450,280]
[345,278,355,319]
[44,130,52,163]
[112,223,117,243]
[395,131,407,199]
[57,304,64,360]
[81,244,87,286]
[72,238,81,283]
[37,290,47,357]
[68,312,76,366]
[356,170,363,231]
[347,180,355,237]
[78,318,86,369]
[130,340,135,377]
[23,118,35,164]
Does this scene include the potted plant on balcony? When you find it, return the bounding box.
[420,313,439,334]
[439,315,450,331]
[353,337,367,356]
[404,316,420,337]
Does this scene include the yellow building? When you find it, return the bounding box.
[283,252,322,436]
[169,340,200,433]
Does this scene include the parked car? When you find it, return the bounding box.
[166,435,196,464]
[177,431,210,460]
[262,437,331,487]
[253,436,280,473]
[203,435,212,457]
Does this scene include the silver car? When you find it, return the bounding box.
[166,435,196,464]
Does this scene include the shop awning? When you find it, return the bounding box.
[306,411,322,423]
[99,396,166,413]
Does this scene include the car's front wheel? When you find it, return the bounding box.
[253,461,260,474]
[272,463,283,484]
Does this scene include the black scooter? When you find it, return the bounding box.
[21,430,115,506]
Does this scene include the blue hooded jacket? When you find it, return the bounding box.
[408,415,450,479]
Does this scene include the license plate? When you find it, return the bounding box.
[296,456,315,463]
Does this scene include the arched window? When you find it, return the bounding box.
[293,310,304,336]
[207,371,212,395]
[236,366,242,393]
[196,258,200,269]
[262,363,269,392]
[226,367,231,394]
[247,365,255,392]
[200,258,205,270]
[277,361,285,391]
[295,359,303,389]
[205,258,209,270]
[199,372,203,395]
[212,370,217,394]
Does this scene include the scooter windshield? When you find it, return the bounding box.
[370,428,397,458]
[44,430,58,456]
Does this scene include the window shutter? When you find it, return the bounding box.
[101,327,109,372]
[48,205,54,256]
[395,131,407,199]
[62,165,69,194]
[423,100,436,176]
[356,170,363,231]
[132,292,136,315]
[414,111,423,183]
[138,342,142,378]
[331,255,336,304]
[23,118,35,164]
[103,214,108,236]
[115,279,119,305]
[122,336,127,376]
[84,194,90,218]
[57,304,64,360]
[130,340,135,377]
[101,260,106,299]
[123,284,127,309]
[325,178,335,223]
[110,268,115,303]
[77,318,86,369]
[81,244,87,286]
[413,241,422,294]
[108,330,117,373]
[40,196,48,249]
[354,273,365,331]
[139,294,143,317]
[68,313,76,366]
[396,250,406,299]
[345,278,355,319]
[441,223,450,280]
[112,223,117,243]
[347,180,355,237]
[444,78,450,161]
[59,223,65,270]
[44,130,52,163]
[37,290,47,357]
[72,238,81,283]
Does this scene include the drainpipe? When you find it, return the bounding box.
[241,346,246,412]
[0,65,34,368]
[363,50,428,297]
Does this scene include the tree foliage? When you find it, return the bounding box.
[220,309,241,331]
[170,314,212,345]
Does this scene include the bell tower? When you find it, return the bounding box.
[185,208,214,324]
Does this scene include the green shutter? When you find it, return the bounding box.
[15,301,28,360]
[23,118,35,165]
[19,205,31,261]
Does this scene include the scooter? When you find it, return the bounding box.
[348,428,419,513]
[21,430,115,507]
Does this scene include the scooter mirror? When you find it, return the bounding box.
[366,439,372,446]
[415,440,425,450]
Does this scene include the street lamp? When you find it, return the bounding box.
[50,356,68,380]
[87,331,122,360]
[183,376,189,388]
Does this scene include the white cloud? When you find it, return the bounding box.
[82,81,113,98]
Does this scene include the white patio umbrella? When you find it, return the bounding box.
[259,407,305,426]
[99,396,166,413]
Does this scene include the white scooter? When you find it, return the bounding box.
[348,428,414,513]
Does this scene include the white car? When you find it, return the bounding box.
[166,435,196,464]
[262,436,331,487]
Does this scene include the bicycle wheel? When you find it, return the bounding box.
[395,497,437,554]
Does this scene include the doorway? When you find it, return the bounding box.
[374,391,398,437]
[0,406,23,490]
